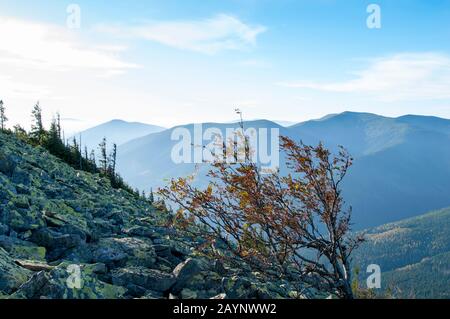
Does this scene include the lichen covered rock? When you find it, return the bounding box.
[0,131,292,299]
[0,248,31,294]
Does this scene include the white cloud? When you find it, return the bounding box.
[96,14,267,54]
[279,53,450,102]
[0,74,51,98]
[0,16,138,73]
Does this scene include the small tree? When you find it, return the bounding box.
[109,143,117,177]
[70,137,82,168]
[98,137,108,174]
[13,124,28,141]
[148,188,155,204]
[90,149,96,166]
[45,117,65,158]
[56,112,62,139]
[30,101,45,144]
[0,100,8,131]
[160,136,363,299]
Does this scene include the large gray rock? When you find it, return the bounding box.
[3,203,46,232]
[0,151,18,177]
[90,237,156,268]
[112,267,176,293]
[12,263,126,299]
[30,228,84,250]
[223,275,289,299]
[0,247,31,294]
[0,235,46,261]
[0,223,9,236]
[11,168,32,186]
[123,226,156,238]
[172,258,203,294]
[223,276,257,299]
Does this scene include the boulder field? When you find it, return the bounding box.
[0,132,292,299]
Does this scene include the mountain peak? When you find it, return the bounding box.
[108,119,128,124]
[70,120,166,149]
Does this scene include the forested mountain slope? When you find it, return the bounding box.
[352,207,450,298]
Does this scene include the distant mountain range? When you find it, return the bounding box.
[352,207,450,299]
[70,119,165,150]
[80,112,450,229]
[288,112,450,227]
[116,119,285,195]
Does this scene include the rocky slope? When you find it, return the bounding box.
[0,131,289,299]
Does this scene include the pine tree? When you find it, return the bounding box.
[98,137,108,174]
[30,101,45,144]
[13,124,28,141]
[109,143,117,178]
[148,188,155,204]
[0,100,8,131]
[45,117,64,157]
[84,146,89,162]
[78,135,83,170]
[71,137,82,167]
[89,149,96,168]
[56,112,62,139]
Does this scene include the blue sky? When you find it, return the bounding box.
[1,0,450,132]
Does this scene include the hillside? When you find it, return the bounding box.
[0,131,287,299]
[352,207,450,298]
[115,112,450,229]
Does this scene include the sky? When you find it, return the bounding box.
[0,0,450,133]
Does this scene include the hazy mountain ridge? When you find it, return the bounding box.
[117,120,287,193]
[70,119,165,150]
[111,112,450,229]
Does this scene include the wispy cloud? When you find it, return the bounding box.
[0,16,138,73]
[96,14,267,54]
[279,53,450,102]
[0,74,51,98]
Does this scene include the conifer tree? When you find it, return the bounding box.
[148,188,155,204]
[109,143,117,177]
[90,149,96,165]
[56,112,62,139]
[13,124,28,141]
[98,137,108,174]
[71,137,82,167]
[0,100,8,131]
[45,117,64,157]
[31,101,45,144]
